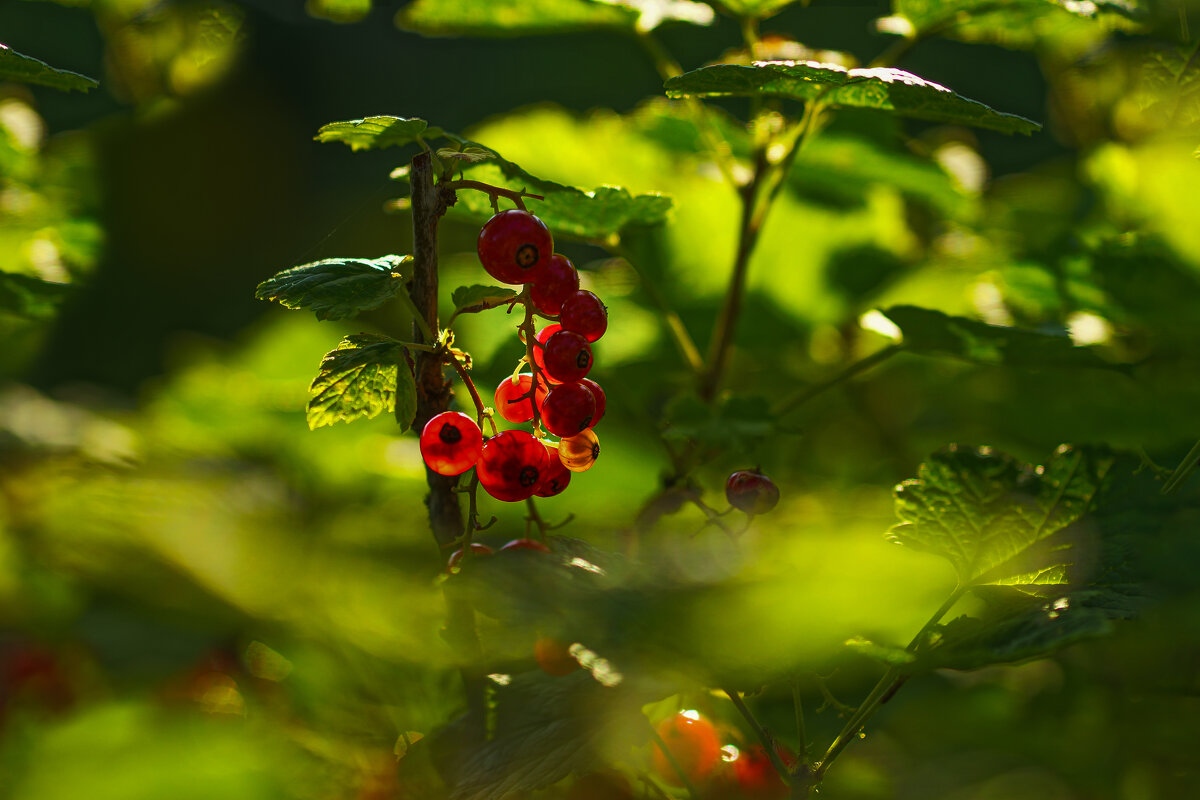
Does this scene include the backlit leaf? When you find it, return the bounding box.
[0,45,98,92]
[315,117,443,151]
[450,285,518,315]
[306,0,372,23]
[882,0,1142,48]
[396,0,635,36]
[255,255,410,321]
[882,305,1120,370]
[665,61,1041,134]
[307,334,408,430]
[706,0,803,19]
[0,271,72,320]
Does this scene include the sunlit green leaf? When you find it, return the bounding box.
[844,635,917,666]
[396,0,636,36]
[306,0,371,23]
[255,255,410,321]
[450,285,518,315]
[706,0,803,19]
[315,117,443,151]
[888,444,1116,589]
[0,44,98,92]
[882,305,1120,369]
[308,334,408,430]
[665,61,1041,134]
[881,0,1142,48]
[0,271,72,320]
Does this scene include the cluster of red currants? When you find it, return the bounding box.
[418,208,608,503]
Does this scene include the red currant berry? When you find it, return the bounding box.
[651,712,721,786]
[559,290,608,342]
[531,324,562,381]
[535,442,571,497]
[725,470,780,514]
[540,382,596,437]
[580,378,606,427]
[531,254,580,315]
[499,538,551,553]
[558,429,600,473]
[476,430,550,502]
[495,373,536,424]
[732,745,789,799]
[419,412,483,476]
[542,330,593,383]
[534,635,578,676]
[477,209,553,285]
[446,542,493,574]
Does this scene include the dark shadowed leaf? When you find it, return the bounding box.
[882,305,1121,370]
[0,45,98,92]
[451,285,518,316]
[255,255,410,321]
[307,0,372,22]
[888,444,1117,589]
[665,61,1040,134]
[0,271,73,320]
[707,0,803,19]
[307,334,410,430]
[315,117,443,151]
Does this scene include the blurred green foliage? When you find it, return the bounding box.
[2,0,1200,798]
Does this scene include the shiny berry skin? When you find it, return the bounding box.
[535,443,572,497]
[477,430,550,502]
[447,542,493,573]
[732,745,789,799]
[651,712,721,786]
[541,382,596,437]
[477,209,553,285]
[559,290,608,342]
[500,538,551,553]
[534,635,578,676]
[558,429,600,473]
[495,374,536,424]
[420,412,483,476]
[531,324,562,381]
[725,470,780,514]
[580,378,606,427]
[531,254,580,315]
[542,330,593,383]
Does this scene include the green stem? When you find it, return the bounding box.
[773,344,904,416]
[793,680,808,768]
[1161,438,1200,495]
[724,688,793,787]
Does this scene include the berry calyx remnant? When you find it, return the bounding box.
[558,429,600,472]
[477,209,553,285]
[559,290,608,342]
[725,470,780,514]
[652,711,721,786]
[419,412,483,476]
[477,430,550,502]
[446,542,493,573]
[531,254,580,315]
[541,382,596,438]
[542,330,593,383]
[535,442,572,497]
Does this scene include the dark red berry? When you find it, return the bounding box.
[732,745,789,799]
[580,378,606,427]
[420,412,483,476]
[541,382,596,437]
[447,542,493,573]
[531,323,562,382]
[542,330,593,383]
[495,373,536,424]
[477,209,553,285]
[500,538,551,553]
[558,429,600,472]
[652,712,721,786]
[534,635,578,676]
[535,442,572,497]
[559,290,608,342]
[477,430,550,502]
[725,470,780,514]
[531,254,580,315]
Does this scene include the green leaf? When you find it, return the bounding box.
[315,117,443,152]
[450,284,518,315]
[881,0,1142,48]
[844,636,917,667]
[393,355,418,434]
[882,305,1121,370]
[0,271,72,320]
[706,0,802,19]
[306,0,372,22]
[0,45,98,92]
[396,0,636,36]
[888,445,1117,589]
[664,61,1041,134]
[255,255,410,321]
[307,334,408,430]
[451,158,672,241]
[662,393,773,454]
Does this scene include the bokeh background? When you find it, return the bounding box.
[2,0,1199,798]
